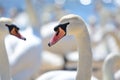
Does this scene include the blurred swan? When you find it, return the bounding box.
[5,0,42,80]
[102,53,120,80]
[36,14,98,80]
[0,17,25,80]
[95,27,120,80]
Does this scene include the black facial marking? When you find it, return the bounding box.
[54,22,70,32]
[54,26,59,32]
[5,24,19,32]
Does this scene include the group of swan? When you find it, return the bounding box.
[0,13,120,80]
[4,0,63,79]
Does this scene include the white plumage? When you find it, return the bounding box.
[36,14,98,80]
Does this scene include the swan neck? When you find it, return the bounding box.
[75,29,92,80]
[102,53,120,80]
[26,0,41,27]
[0,37,11,80]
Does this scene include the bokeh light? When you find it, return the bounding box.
[80,0,91,5]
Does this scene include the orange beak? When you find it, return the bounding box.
[10,28,26,40]
[48,27,66,47]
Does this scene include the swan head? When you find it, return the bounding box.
[0,17,26,40]
[48,14,85,47]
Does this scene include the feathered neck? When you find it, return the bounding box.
[75,24,92,80]
[0,32,11,80]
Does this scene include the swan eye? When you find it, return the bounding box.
[10,27,18,34]
[12,24,19,30]
[5,24,20,34]
[54,27,60,36]
[54,27,59,32]
[16,27,19,30]
[54,22,69,36]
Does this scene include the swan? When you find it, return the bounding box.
[102,53,120,80]
[0,17,26,80]
[4,0,42,79]
[36,14,98,80]
[100,29,120,80]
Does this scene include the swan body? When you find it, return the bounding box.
[36,14,97,80]
[0,17,25,80]
[36,70,98,80]
[42,51,64,67]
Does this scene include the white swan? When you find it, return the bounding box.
[0,17,26,80]
[5,0,42,80]
[102,53,120,80]
[36,14,98,80]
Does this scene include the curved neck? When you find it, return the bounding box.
[26,0,41,27]
[103,53,120,80]
[75,27,92,80]
[0,36,10,80]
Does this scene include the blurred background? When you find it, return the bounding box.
[1,0,120,80]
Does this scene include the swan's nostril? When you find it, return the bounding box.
[48,42,51,47]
